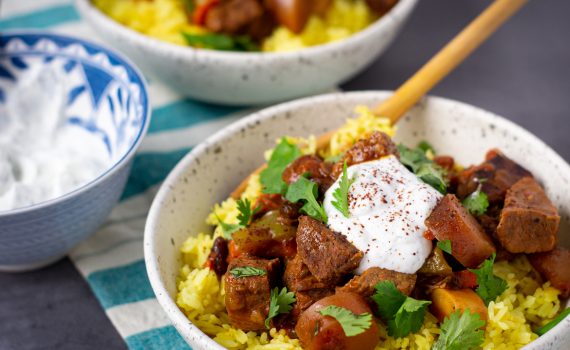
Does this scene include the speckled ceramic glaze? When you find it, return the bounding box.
[145,91,570,349]
[0,32,150,272]
[75,0,417,105]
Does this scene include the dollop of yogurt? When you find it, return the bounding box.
[0,63,111,212]
[324,155,443,274]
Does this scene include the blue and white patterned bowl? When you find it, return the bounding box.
[0,32,150,272]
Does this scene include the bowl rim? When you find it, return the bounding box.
[144,90,570,349]
[75,0,418,60]
[0,30,151,217]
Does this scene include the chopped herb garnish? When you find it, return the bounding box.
[418,141,435,154]
[216,215,241,239]
[468,253,508,305]
[319,305,372,337]
[236,198,260,227]
[229,266,266,278]
[260,138,301,195]
[536,308,570,336]
[181,32,259,52]
[285,176,328,223]
[265,287,296,328]
[332,161,355,218]
[462,184,489,216]
[397,143,447,194]
[437,239,453,255]
[372,281,431,338]
[432,310,485,350]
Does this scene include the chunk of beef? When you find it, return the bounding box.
[456,149,532,204]
[366,0,399,15]
[433,155,455,172]
[205,237,229,277]
[426,194,496,268]
[284,254,330,292]
[254,194,302,225]
[297,216,363,284]
[282,155,335,194]
[528,247,570,298]
[338,267,416,297]
[332,131,399,178]
[232,210,297,259]
[205,0,276,40]
[496,177,559,253]
[225,256,280,330]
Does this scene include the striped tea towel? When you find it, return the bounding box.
[0,1,257,348]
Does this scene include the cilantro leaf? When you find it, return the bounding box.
[536,308,570,336]
[285,176,328,223]
[332,161,355,218]
[389,298,432,338]
[462,185,489,216]
[216,215,241,239]
[417,141,435,154]
[468,253,508,305]
[372,281,407,320]
[372,281,431,338]
[437,239,453,255]
[265,287,296,328]
[319,305,372,337]
[181,32,259,52]
[432,310,485,350]
[229,266,266,278]
[236,198,260,227]
[260,138,301,195]
[397,143,447,194]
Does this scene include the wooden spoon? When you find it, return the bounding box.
[231,0,527,198]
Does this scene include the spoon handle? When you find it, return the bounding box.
[375,0,528,124]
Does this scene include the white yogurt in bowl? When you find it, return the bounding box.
[323,156,442,274]
[0,63,112,211]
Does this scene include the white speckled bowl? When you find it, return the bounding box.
[75,0,417,105]
[145,91,570,349]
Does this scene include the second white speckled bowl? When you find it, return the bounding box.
[145,91,570,349]
[75,0,417,105]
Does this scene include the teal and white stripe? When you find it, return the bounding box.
[0,1,251,348]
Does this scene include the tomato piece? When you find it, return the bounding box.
[454,270,479,289]
[192,0,219,25]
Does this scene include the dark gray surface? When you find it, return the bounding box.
[1,1,569,349]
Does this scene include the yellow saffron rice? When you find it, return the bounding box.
[176,106,562,349]
[93,0,377,52]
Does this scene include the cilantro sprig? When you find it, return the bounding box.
[398,143,447,194]
[437,239,453,255]
[372,281,431,338]
[332,161,355,218]
[229,266,266,278]
[462,183,489,216]
[260,138,301,195]
[285,176,328,223]
[265,287,296,329]
[432,310,485,350]
[319,305,372,337]
[217,198,260,238]
[468,253,508,305]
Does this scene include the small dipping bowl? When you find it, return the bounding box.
[0,32,150,272]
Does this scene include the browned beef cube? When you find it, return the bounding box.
[338,267,417,297]
[332,131,399,178]
[426,194,496,268]
[205,0,263,34]
[496,177,560,253]
[284,254,330,292]
[456,149,532,204]
[297,216,363,284]
[282,155,334,194]
[225,256,280,331]
[528,247,570,298]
